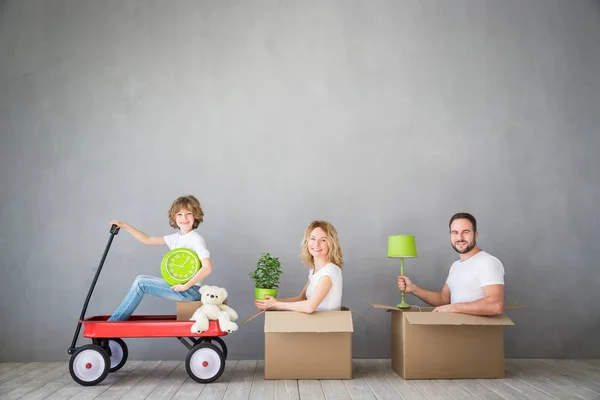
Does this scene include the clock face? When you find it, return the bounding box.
[160,248,201,286]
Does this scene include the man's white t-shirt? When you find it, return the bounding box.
[446,251,504,304]
[306,263,343,311]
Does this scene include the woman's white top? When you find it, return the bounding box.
[306,263,343,311]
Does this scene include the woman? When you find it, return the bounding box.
[254,220,343,313]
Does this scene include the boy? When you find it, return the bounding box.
[108,195,213,321]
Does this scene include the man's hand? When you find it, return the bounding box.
[254,295,277,311]
[397,275,417,293]
[433,304,455,312]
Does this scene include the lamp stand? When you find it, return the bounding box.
[397,257,411,309]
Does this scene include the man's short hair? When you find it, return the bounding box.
[449,213,477,232]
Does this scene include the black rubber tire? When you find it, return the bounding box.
[69,344,110,386]
[201,337,228,360]
[186,343,225,384]
[106,338,128,372]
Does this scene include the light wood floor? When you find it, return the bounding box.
[1,359,599,399]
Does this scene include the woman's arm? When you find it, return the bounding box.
[275,281,309,302]
[255,276,332,314]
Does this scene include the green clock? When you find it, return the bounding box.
[160,248,202,286]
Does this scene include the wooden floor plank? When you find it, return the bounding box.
[221,360,257,400]
[506,359,586,400]
[477,377,537,400]
[248,360,300,400]
[525,360,600,399]
[272,379,301,400]
[0,359,600,400]
[118,360,181,399]
[0,363,31,383]
[544,360,600,383]
[298,380,325,400]
[185,359,237,400]
[249,361,274,400]
[341,366,378,400]
[7,363,73,400]
[145,361,190,400]
[585,360,600,369]
[453,379,507,400]
[0,362,56,385]
[433,380,479,399]
[81,360,162,400]
[321,379,352,400]
[0,362,60,397]
[353,359,406,400]
[410,379,453,400]
[2,362,65,400]
[370,359,428,400]
[44,361,143,400]
[0,363,24,376]
[579,360,600,371]
[492,372,564,400]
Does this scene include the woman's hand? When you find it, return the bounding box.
[171,284,189,292]
[254,295,277,310]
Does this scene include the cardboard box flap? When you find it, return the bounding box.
[404,312,514,326]
[369,303,435,312]
[265,310,353,333]
[504,304,528,310]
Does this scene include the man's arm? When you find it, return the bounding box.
[434,284,504,315]
[398,276,450,307]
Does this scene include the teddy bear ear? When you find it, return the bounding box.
[220,287,228,299]
[199,285,209,294]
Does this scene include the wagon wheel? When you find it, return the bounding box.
[106,338,128,372]
[69,344,110,386]
[186,343,225,384]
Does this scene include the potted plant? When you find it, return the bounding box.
[249,252,283,300]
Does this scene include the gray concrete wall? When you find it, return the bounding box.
[1,0,599,361]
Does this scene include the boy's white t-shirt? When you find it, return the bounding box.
[306,263,343,311]
[446,251,504,304]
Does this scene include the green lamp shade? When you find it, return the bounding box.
[388,235,417,258]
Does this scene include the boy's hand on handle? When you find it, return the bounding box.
[398,275,416,293]
[254,295,277,311]
[110,220,128,229]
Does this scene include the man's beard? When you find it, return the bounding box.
[452,240,476,254]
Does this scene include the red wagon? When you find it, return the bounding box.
[67,226,229,386]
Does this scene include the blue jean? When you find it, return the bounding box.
[108,275,201,321]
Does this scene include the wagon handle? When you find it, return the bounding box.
[68,225,119,354]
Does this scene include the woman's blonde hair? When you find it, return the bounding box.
[168,195,204,229]
[300,220,343,269]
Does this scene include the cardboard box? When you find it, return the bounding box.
[176,299,229,320]
[243,307,354,379]
[371,304,518,379]
[176,301,203,320]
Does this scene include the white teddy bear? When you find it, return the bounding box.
[190,285,239,334]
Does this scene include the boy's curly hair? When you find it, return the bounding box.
[168,195,204,229]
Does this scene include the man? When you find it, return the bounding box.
[397,213,504,315]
